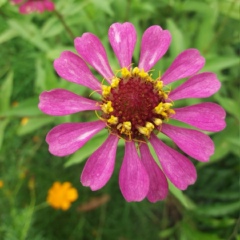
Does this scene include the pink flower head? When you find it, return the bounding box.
[11,0,54,14]
[39,22,226,202]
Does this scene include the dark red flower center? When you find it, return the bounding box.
[100,67,175,141]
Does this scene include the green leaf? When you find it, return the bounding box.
[180,1,213,13]
[44,58,59,90]
[35,59,46,93]
[35,55,58,93]
[180,221,221,240]
[228,137,240,156]
[195,201,240,217]
[169,183,196,210]
[0,97,41,117]
[90,0,114,16]
[166,18,185,56]
[214,94,240,119]
[158,226,177,238]
[195,16,214,51]
[0,118,9,150]
[7,19,50,52]
[0,28,18,44]
[41,17,64,38]
[17,116,55,135]
[202,56,239,72]
[35,58,46,93]
[46,46,75,61]
[0,0,7,7]
[198,118,238,165]
[208,134,231,163]
[202,217,236,228]
[219,0,240,20]
[0,71,13,112]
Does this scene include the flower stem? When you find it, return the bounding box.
[34,202,49,211]
[54,9,75,40]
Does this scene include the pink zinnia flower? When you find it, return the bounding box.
[39,22,226,202]
[11,0,54,14]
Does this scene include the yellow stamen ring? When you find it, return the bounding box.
[100,67,175,141]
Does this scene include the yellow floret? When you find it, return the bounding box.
[154,102,164,114]
[163,102,173,109]
[102,85,111,97]
[160,112,168,118]
[168,109,176,115]
[138,126,150,137]
[138,122,155,138]
[154,102,174,120]
[139,69,149,79]
[111,77,120,88]
[101,101,114,114]
[159,90,169,99]
[153,118,162,126]
[122,121,131,131]
[132,67,140,75]
[155,81,164,91]
[107,115,118,125]
[117,121,132,136]
[121,67,131,78]
[145,122,154,131]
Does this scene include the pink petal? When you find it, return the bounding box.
[46,121,105,157]
[54,51,101,92]
[74,33,114,81]
[150,134,197,190]
[19,2,34,14]
[138,26,171,72]
[119,142,149,202]
[81,134,119,190]
[161,49,205,85]
[36,2,45,13]
[108,22,137,68]
[28,2,45,13]
[171,102,226,132]
[43,0,55,11]
[161,124,214,162]
[139,143,168,202]
[38,89,100,116]
[169,72,221,101]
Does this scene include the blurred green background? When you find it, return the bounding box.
[0,0,239,239]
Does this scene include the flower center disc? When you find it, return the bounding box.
[111,78,159,124]
[100,67,175,141]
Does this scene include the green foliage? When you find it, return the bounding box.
[0,71,13,112]
[0,0,239,239]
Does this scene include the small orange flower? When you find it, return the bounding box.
[20,117,29,126]
[47,182,78,210]
[0,180,4,188]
